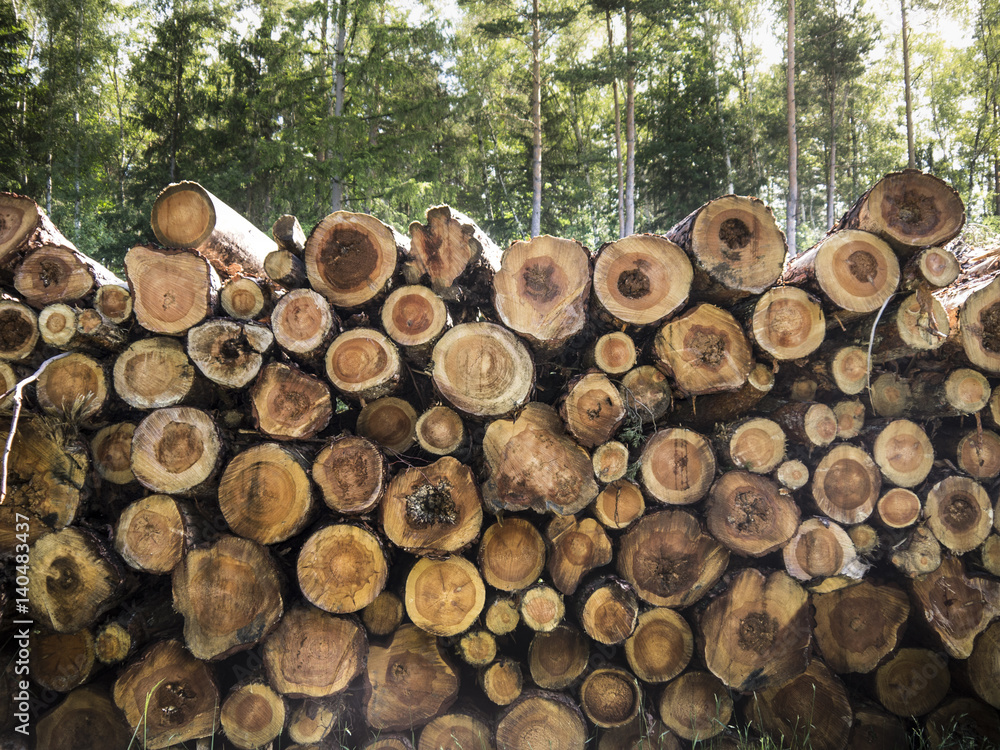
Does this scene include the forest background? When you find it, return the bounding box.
[0,0,997,272]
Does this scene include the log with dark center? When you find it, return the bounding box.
[381,284,449,361]
[14,244,122,308]
[874,648,949,717]
[220,682,286,750]
[0,299,38,360]
[186,318,273,388]
[312,435,386,514]
[406,204,500,300]
[811,580,909,674]
[653,303,753,395]
[131,406,222,496]
[782,517,858,581]
[579,666,641,729]
[811,444,881,525]
[705,470,800,557]
[560,371,626,448]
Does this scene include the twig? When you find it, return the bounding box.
[866,294,895,397]
[0,352,71,505]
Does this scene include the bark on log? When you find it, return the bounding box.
[546,515,612,595]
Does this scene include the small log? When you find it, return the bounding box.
[264,248,307,287]
[831,169,965,253]
[665,194,786,301]
[363,624,459,731]
[812,444,882,525]
[580,667,641,729]
[982,534,1000,576]
[812,580,910,674]
[495,691,588,750]
[560,372,626,448]
[749,285,826,360]
[486,597,521,635]
[653,303,754,395]
[659,671,732,741]
[28,527,125,632]
[924,475,993,554]
[272,214,306,255]
[325,327,401,401]
[419,712,495,750]
[706,470,801,557]
[456,630,497,667]
[263,604,367,698]
[186,318,274,389]
[31,629,95,692]
[863,291,950,362]
[546,515,612,595]
[833,398,866,439]
[591,332,637,375]
[382,456,484,556]
[112,639,219,750]
[305,210,403,308]
[415,405,465,456]
[221,682,286,750]
[251,361,333,440]
[0,192,43,266]
[784,229,900,313]
[478,516,546,591]
[617,509,729,608]
[747,659,852,750]
[848,705,909,750]
[890,524,942,578]
[75,308,126,351]
[36,686,132,750]
[405,555,486,636]
[528,625,589,690]
[850,522,880,555]
[218,442,316,545]
[591,233,692,326]
[297,524,388,614]
[624,606,693,684]
[14,245,122,308]
[114,495,200,574]
[592,479,645,529]
[700,569,811,693]
[220,275,270,320]
[954,427,1000,479]
[966,620,1000,709]
[94,284,132,324]
[577,576,638,645]
[620,365,673,424]
[493,235,591,353]
[362,591,405,637]
[901,245,960,290]
[783,518,859,581]
[722,417,786,474]
[37,304,80,348]
[873,648,949,716]
[381,284,449,361]
[868,372,913,417]
[598,715,682,750]
[520,584,566,632]
[906,367,991,416]
[0,362,17,412]
[876,487,922,529]
[431,322,534,417]
[775,459,809,490]
[406,204,501,301]
[0,300,37,361]
[125,245,220,334]
[871,418,934,488]
[131,406,222,496]
[481,657,524,706]
[271,288,339,362]
[639,427,716,506]
[925,697,1000,747]
[114,337,206,409]
[830,345,869,395]
[312,435,386,514]
[287,698,343,744]
[910,554,1000,658]
[357,396,418,453]
[94,593,183,665]
[35,351,107,420]
[172,535,283,660]
[774,401,838,448]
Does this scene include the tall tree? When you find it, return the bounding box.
[901,0,915,168]
[0,0,30,191]
[787,0,799,253]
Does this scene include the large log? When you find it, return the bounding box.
[125,245,220,334]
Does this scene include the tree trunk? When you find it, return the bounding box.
[811,580,909,674]
[624,3,636,235]
[14,245,122,308]
[606,11,625,238]
[380,285,448,362]
[902,0,915,169]
[787,0,799,255]
[125,245,220,334]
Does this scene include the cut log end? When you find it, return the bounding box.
[751,286,825,360]
[305,211,399,308]
[592,234,693,325]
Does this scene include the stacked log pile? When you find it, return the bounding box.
[2,172,1000,750]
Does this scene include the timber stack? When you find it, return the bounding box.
[3,171,1000,750]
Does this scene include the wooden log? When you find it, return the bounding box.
[263,604,367,698]
[172,535,283,660]
[783,517,859,581]
[35,351,107,421]
[924,475,993,554]
[546,515,612,595]
[863,291,950,362]
[94,283,132,324]
[357,396,418,453]
[325,327,401,401]
[481,657,524,706]
[591,332,637,375]
[867,372,913,418]
[250,361,332,440]
[14,244,122,308]
[28,527,126,632]
[831,169,965,254]
[904,367,992,417]
[431,322,534,418]
[30,628,95,692]
[94,592,183,665]
[775,459,809,490]
[639,427,716,506]
[186,318,274,389]
[925,697,1000,746]
[114,337,209,409]
[910,554,1000,658]
[890,523,942,578]
[700,569,811,692]
[597,714,682,750]
[405,555,486,636]
[828,345,869,395]
[495,691,588,750]
[312,435,386,514]
[847,705,909,750]
[937,274,1000,373]
[271,288,339,363]
[0,192,44,267]
[833,398,866,439]
[901,245,960,291]
[131,406,222,496]
[876,487,921,529]
[659,671,732,741]
[218,442,316,545]
[0,300,37,361]
[482,403,597,515]
[221,682,286,750]
[151,181,277,276]
[381,456,483,557]
[873,647,949,716]
[870,418,934,488]
[783,230,900,313]
[478,516,546,591]
[665,194,786,301]
[363,624,459,731]
[405,204,501,302]
[456,630,497,667]
[812,444,882,525]
[591,234,692,326]
[114,495,201,574]
[706,470,801,557]
[774,401,838,448]
[297,524,388,614]
[418,712,495,750]
[362,591,405,637]
[580,666,641,729]
[365,737,416,750]
[287,698,343,744]
[493,235,591,353]
[0,362,16,413]
[966,620,1000,709]
[36,686,132,750]
[528,625,589,690]
[671,362,775,429]
[850,523,880,555]
[617,509,729,608]
[954,427,1000,479]
[620,365,672,424]
[220,275,270,320]
[415,405,465,456]
[125,245,220,335]
[982,534,1000,576]
[519,583,566,632]
[722,417,786,474]
[381,284,449,362]
[264,248,307,288]
[560,372,626,448]
[305,210,403,308]
[652,303,754,395]
[749,285,826,360]
[112,639,219,749]
[74,308,126,351]
[577,576,638,645]
[272,213,306,255]
[747,659,852,750]
[624,606,692,684]
[592,479,645,529]
[37,304,80,348]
